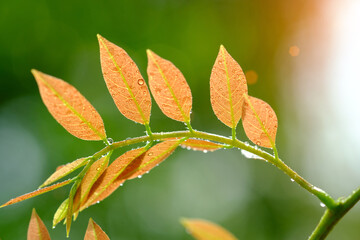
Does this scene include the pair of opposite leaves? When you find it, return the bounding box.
[29,208,237,240]
[32,34,278,148]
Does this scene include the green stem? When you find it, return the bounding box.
[34,129,358,239]
[232,127,236,141]
[92,129,335,209]
[308,187,360,240]
[145,123,153,139]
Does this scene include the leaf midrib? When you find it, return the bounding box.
[221,47,236,129]
[148,51,189,122]
[99,37,148,125]
[35,71,105,140]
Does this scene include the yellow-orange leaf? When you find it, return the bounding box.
[242,95,278,148]
[72,155,109,213]
[52,198,69,228]
[0,179,72,208]
[181,218,238,240]
[98,35,152,124]
[84,218,110,240]
[40,158,89,188]
[210,45,248,128]
[82,139,180,210]
[80,147,146,210]
[27,209,51,240]
[32,70,106,141]
[180,139,223,152]
[147,50,192,122]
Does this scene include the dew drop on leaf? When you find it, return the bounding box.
[320,202,326,208]
[290,178,295,182]
[137,79,144,85]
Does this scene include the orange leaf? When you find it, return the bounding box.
[32,70,106,141]
[181,218,238,240]
[40,158,89,188]
[81,139,181,210]
[80,147,146,210]
[27,209,51,240]
[98,35,152,125]
[147,50,192,122]
[180,139,223,152]
[242,95,278,148]
[210,45,248,128]
[0,179,72,208]
[84,218,110,240]
[72,155,109,214]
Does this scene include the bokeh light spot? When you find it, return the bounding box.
[289,45,300,57]
[245,70,258,85]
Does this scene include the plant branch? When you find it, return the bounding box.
[308,187,360,239]
[92,129,335,208]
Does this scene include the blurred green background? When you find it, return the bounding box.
[1,0,359,239]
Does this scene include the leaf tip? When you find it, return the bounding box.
[179,217,189,226]
[219,44,227,53]
[146,49,154,58]
[31,69,41,79]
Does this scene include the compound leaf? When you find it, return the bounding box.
[181,218,238,240]
[147,50,192,122]
[40,158,89,188]
[27,209,51,240]
[84,218,110,240]
[32,70,106,141]
[242,95,278,148]
[98,35,152,124]
[0,179,72,208]
[210,45,248,128]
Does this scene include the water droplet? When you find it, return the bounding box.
[138,79,144,85]
[138,175,142,179]
[96,167,100,171]
[290,178,295,182]
[256,141,261,145]
[52,226,56,229]
[148,152,153,156]
[107,138,113,144]
[146,171,150,174]
[96,201,100,204]
[320,202,325,208]
[120,183,123,186]
[203,150,208,153]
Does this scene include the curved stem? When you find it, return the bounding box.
[92,129,335,208]
[9,128,357,239]
[308,187,360,239]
